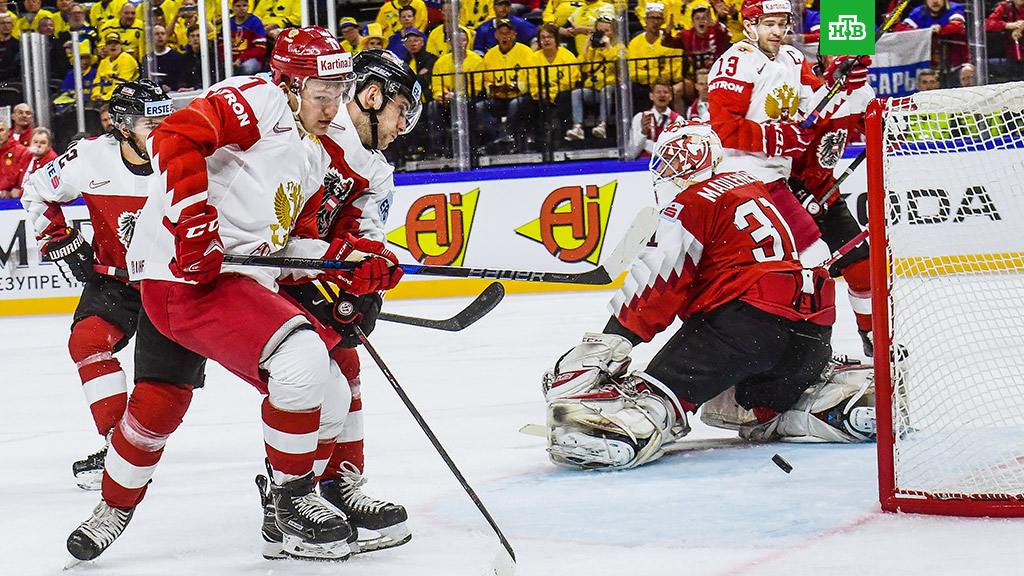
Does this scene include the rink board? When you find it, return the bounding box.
[0,149,869,316]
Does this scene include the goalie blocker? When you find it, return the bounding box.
[540,122,874,470]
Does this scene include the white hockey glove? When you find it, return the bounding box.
[542,333,634,403]
[546,371,690,469]
[740,359,875,443]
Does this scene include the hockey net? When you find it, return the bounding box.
[866,82,1024,516]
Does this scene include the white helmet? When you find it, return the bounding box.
[649,122,723,187]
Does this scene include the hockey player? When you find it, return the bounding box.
[21,79,173,491]
[789,52,876,355]
[542,123,874,470]
[708,0,874,353]
[65,27,394,563]
[258,48,421,556]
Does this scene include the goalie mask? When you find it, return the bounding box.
[649,122,723,188]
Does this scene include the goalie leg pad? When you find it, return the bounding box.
[740,362,875,443]
[546,371,690,469]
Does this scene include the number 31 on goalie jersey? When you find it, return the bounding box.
[732,197,799,263]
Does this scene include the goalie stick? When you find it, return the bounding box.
[223,206,661,285]
[354,325,516,576]
[800,0,912,129]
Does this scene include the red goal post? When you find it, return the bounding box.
[866,84,1024,517]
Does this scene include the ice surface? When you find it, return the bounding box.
[2,283,1024,575]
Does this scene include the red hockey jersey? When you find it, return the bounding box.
[610,171,835,342]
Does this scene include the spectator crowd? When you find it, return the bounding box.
[0,0,1021,173]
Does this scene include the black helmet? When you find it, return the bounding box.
[108,79,174,127]
[352,49,422,137]
[108,79,173,159]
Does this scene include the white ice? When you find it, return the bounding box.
[2,282,1024,575]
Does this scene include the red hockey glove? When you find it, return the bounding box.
[824,55,872,95]
[321,233,403,295]
[763,122,813,158]
[41,227,96,283]
[165,205,224,283]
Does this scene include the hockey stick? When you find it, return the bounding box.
[819,149,866,209]
[354,325,516,576]
[223,206,660,285]
[821,228,869,269]
[378,281,505,331]
[800,0,912,129]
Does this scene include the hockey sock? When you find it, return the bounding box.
[102,381,193,509]
[69,316,128,435]
[325,348,365,479]
[262,398,321,485]
[841,258,872,332]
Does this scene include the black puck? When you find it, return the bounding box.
[772,453,793,474]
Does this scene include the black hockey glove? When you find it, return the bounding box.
[788,177,823,218]
[42,227,96,283]
[332,291,382,349]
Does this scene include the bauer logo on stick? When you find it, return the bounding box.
[820,0,875,55]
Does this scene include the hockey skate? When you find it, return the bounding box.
[256,468,353,561]
[319,461,411,552]
[72,435,110,491]
[67,501,135,561]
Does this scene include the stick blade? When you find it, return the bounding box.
[518,424,547,437]
[453,281,504,329]
[494,548,516,576]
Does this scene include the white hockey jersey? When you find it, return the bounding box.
[708,41,827,183]
[318,104,396,243]
[127,75,331,290]
[22,135,151,276]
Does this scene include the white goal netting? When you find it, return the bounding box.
[878,82,1024,506]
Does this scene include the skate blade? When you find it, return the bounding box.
[280,535,352,561]
[494,548,516,576]
[261,540,286,560]
[74,471,102,491]
[354,523,412,553]
[63,555,84,570]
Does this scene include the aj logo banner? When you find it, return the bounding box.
[820,0,875,55]
[515,181,616,264]
[387,189,479,266]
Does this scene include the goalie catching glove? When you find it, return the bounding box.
[41,227,95,283]
[321,233,403,295]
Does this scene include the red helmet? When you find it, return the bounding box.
[271,26,353,91]
[741,0,791,22]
